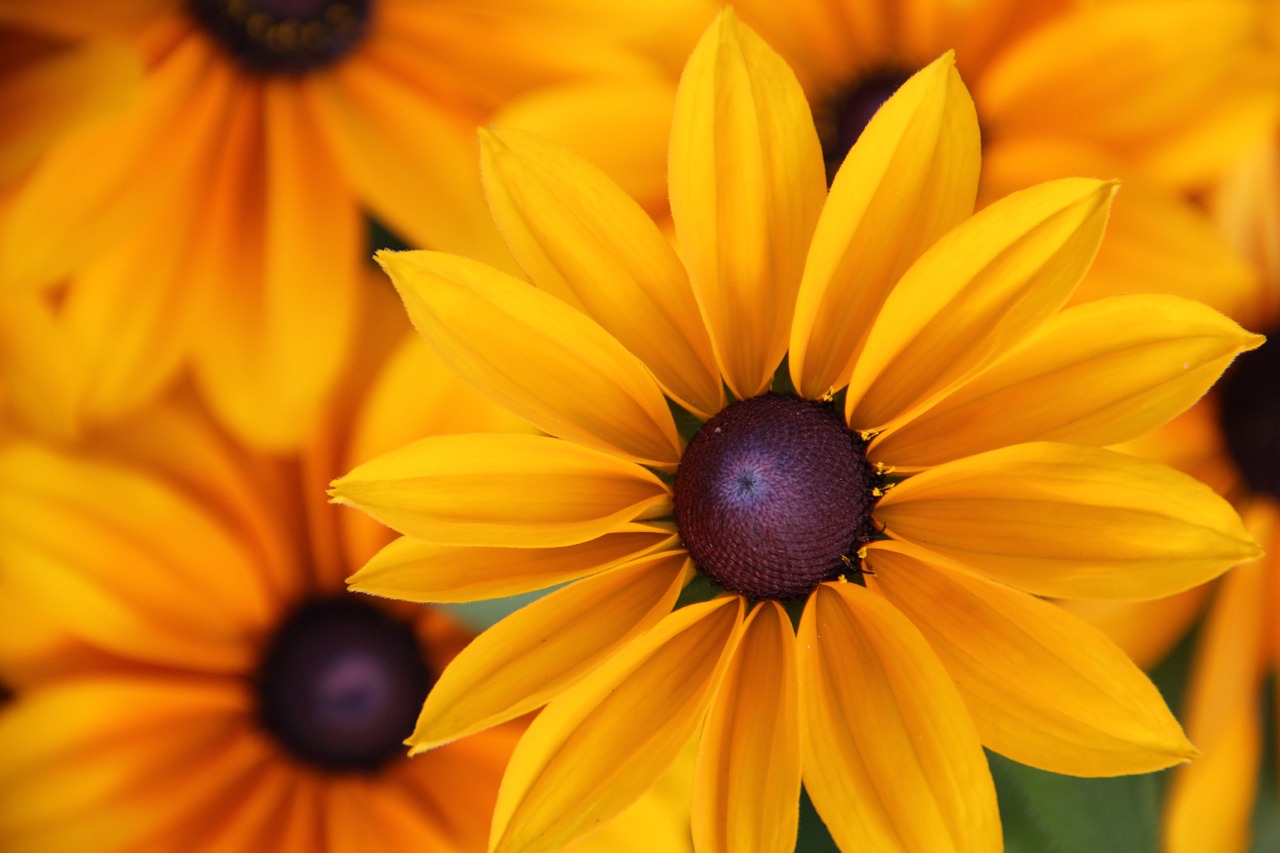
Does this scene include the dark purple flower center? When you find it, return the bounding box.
[256,595,432,773]
[188,0,371,75]
[1217,327,1280,500]
[673,393,878,601]
[815,67,913,185]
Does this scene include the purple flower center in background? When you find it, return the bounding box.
[673,393,878,601]
[1218,326,1280,500]
[188,0,371,75]
[816,67,913,185]
[256,595,432,772]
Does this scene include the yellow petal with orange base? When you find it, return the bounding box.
[790,52,979,398]
[847,178,1116,430]
[693,601,800,853]
[669,10,825,399]
[331,433,670,548]
[489,596,744,853]
[798,583,1000,853]
[480,127,722,419]
[875,442,1261,600]
[350,525,676,604]
[867,541,1195,776]
[378,249,682,468]
[870,294,1263,470]
[409,552,689,753]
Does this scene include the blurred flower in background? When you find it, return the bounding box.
[0,284,692,851]
[334,13,1264,850]
[0,0,698,450]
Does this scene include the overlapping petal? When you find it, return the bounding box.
[330,433,670,548]
[669,9,825,398]
[870,294,1264,469]
[693,601,799,853]
[479,127,723,418]
[377,249,682,468]
[408,552,689,753]
[350,525,676,603]
[846,178,1116,430]
[875,442,1261,599]
[790,52,980,398]
[489,596,743,853]
[867,541,1194,776]
[798,583,1000,853]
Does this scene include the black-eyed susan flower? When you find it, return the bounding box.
[0,0,687,450]
[333,13,1264,852]
[1068,127,1280,853]
[0,285,693,852]
[724,0,1277,318]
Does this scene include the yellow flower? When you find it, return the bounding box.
[1068,128,1280,853]
[726,0,1277,317]
[334,13,1263,852]
[0,0,684,450]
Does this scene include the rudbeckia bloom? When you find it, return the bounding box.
[334,13,1263,852]
[726,0,1275,317]
[0,289,692,852]
[0,0,686,449]
[1070,129,1280,853]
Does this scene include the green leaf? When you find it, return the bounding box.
[988,751,1162,853]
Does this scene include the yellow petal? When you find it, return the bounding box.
[409,552,689,752]
[846,178,1116,430]
[350,525,676,603]
[668,9,825,398]
[1060,589,1209,671]
[870,295,1264,470]
[693,601,800,853]
[867,540,1194,776]
[330,433,670,548]
[798,583,1000,853]
[874,442,1261,600]
[490,596,744,853]
[377,249,682,468]
[480,127,723,419]
[790,52,979,398]
[191,82,363,450]
[1165,561,1266,853]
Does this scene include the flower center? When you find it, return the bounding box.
[187,0,371,75]
[256,595,432,772]
[673,393,878,601]
[815,67,913,185]
[1217,328,1280,500]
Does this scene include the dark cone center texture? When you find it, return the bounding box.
[1218,328,1280,500]
[188,0,371,76]
[673,393,878,601]
[816,67,914,185]
[256,595,432,773]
